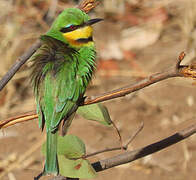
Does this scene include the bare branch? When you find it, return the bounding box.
[84,122,144,158]
[92,124,196,172]
[0,40,41,91]
[124,122,144,149]
[84,56,187,105]
[110,119,123,149]
[0,112,36,129]
[83,52,190,105]
[84,147,122,159]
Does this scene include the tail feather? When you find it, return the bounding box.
[44,131,59,175]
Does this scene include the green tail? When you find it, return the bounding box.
[44,131,59,175]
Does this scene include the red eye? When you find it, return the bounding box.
[60,24,77,33]
[70,25,74,29]
[69,25,76,30]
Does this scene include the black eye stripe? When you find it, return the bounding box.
[60,23,85,33]
[60,25,77,33]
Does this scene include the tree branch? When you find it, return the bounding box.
[49,123,196,180]
[0,40,41,91]
[92,124,196,172]
[83,122,144,159]
[83,52,189,105]
[0,112,36,129]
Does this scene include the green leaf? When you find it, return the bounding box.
[77,103,112,126]
[58,155,97,179]
[42,134,86,158]
[57,135,86,158]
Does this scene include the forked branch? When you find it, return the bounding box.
[83,52,189,105]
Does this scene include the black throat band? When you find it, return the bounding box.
[76,36,93,43]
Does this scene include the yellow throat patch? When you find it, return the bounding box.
[63,26,93,47]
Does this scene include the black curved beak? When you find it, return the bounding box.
[85,18,103,26]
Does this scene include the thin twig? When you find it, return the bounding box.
[84,122,144,158]
[92,124,196,172]
[0,112,36,129]
[124,121,144,149]
[0,40,41,91]
[110,120,123,149]
[84,147,121,159]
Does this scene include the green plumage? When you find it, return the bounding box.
[30,8,97,176]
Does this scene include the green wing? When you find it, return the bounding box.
[40,61,81,132]
[31,36,96,133]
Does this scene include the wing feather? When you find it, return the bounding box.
[31,36,96,133]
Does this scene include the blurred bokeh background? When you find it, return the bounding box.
[0,0,196,179]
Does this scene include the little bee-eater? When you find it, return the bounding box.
[30,8,102,176]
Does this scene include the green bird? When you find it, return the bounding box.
[30,8,102,176]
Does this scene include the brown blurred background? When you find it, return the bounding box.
[0,0,196,179]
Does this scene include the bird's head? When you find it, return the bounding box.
[45,8,103,48]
